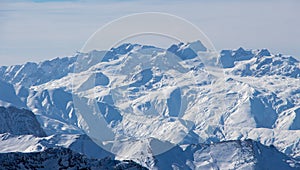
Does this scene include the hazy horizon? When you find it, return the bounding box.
[1,0,300,65]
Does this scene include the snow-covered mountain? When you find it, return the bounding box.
[0,41,299,169]
[152,139,299,169]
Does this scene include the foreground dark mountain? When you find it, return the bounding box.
[0,147,147,170]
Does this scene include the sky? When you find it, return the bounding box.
[0,0,300,65]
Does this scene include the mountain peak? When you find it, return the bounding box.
[186,40,207,52]
[256,48,271,57]
[111,43,136,55]
[167,40,207,60]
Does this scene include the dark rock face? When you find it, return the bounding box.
[0,147,148,170]
[0,106,46,137]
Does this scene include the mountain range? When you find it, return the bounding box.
[0,40,299,169]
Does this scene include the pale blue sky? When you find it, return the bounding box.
[0,0,299,65]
